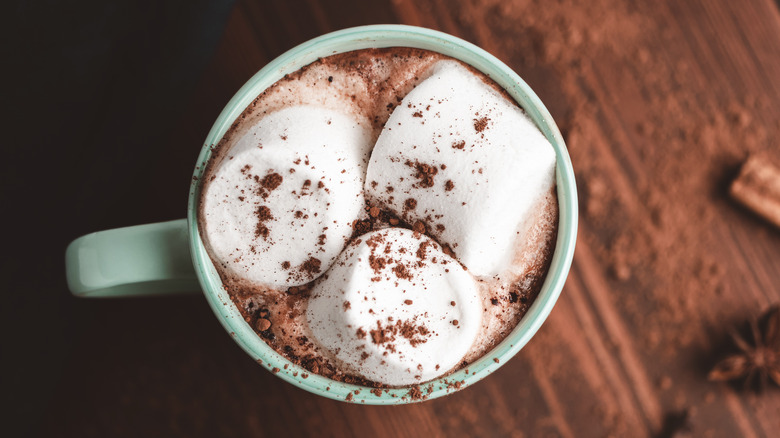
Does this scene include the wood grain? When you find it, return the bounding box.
[168,0,780,436]
[43,0,780,436]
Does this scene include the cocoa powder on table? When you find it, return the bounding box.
[452,0,779,432]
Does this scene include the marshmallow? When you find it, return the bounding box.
[201,105,372,288]
[365,61,557,276]
[306,228,482,386]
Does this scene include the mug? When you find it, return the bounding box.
[65,24,578,404]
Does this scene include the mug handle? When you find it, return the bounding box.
[65,219,200,297]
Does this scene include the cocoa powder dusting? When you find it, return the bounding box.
[369,322,392,346]
[368,254,387,274]
[256,205,273,222]
[447,0,780,434]
[473,117,489,132]
[255,205,273,240]
[300,257,322,275]
[408,386,424,401]
[352,219,372,236]
[416,240,433,260]
[369,319,430,350]
[258,172,283,198]
[392,263,413,280]
[405,159,438,188]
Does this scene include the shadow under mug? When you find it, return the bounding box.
[65,24,578,404]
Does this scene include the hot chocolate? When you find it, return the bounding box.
[197,48,558,387]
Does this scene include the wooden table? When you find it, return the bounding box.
[41,0,780,436]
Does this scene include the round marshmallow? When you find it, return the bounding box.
[201,105,372,288]
[306,228,482,386]
[365,61,556,277]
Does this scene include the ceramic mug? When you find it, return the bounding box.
[65,24,578,404]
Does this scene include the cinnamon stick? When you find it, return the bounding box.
[730,154,780,229]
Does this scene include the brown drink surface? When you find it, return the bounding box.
[198,48,559,387]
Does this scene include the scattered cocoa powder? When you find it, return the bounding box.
[352,219,372,236]
[416,240,433,260]
[368,254,387,274]
[255,205,273,240]
[408,386,424,400]
[390,262,412,280]
[256,205,273,221]
[300,257,321,275]
[473,117,489,132]
[370,322,393,346]
[405,159,438,188]
[446,0,780,432]
[368,319,430,349]
[259,172,283,198]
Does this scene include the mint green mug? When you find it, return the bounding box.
[65,25,577,404]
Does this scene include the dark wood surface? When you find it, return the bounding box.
[8,0,780,436]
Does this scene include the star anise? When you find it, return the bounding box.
[708,305,780,390]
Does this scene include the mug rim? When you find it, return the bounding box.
[187,24,578,404]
